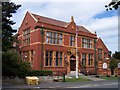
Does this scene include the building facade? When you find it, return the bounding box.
[18,11,111,75]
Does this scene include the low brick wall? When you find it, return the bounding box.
[3,75,63,85]
[38,76,54,83]
[38,76,63,82]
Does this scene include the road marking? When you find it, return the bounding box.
[93,84,100,86]
[66,84,93,88]
[104,83,118,86]
[34,86,40,88]
[49,86,63,88]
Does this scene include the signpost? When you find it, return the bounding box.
[103,62,107,69]
[103,62,108,76]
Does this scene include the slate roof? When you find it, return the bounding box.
[31,12,91,33]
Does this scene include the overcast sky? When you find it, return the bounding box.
[11,0,118,53]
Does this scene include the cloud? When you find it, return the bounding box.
[11,0,111,2]
[84,16,118,53]
[84,16,118,32]
[11,2,110,28]
[10,1,118,53]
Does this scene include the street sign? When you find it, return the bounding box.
[103,62,107,69]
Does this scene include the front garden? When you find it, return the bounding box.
[65,77,91,82]
[99,76,119,80]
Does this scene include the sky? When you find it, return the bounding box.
[11,0,118,53]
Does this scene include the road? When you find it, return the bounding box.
[2,80,119,90]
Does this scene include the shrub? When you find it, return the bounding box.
[106,75,110,77]
[95,75,99,78]
[27,70,53,76]
[18,62,31,78]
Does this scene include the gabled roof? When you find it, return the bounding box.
[29,12,91,33]
[77,26,91,33]
[97,38,109,51]
[32,13,68,27]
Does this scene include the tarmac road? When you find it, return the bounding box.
[2,80,119,90]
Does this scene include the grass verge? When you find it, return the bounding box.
[65,77,91,82]
[100,76,119,80]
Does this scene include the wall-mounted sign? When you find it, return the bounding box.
[103,62,107,69]
[118,63,120,68]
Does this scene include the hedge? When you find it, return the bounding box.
[27,70,53,76]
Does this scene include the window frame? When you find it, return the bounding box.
[23,28,30,46]
[46,31,63,45]
[82,53,86,66]
[45,51,53,67]
[55,51,63,67]
[98,49,103,60]
[82,38,92,49]
[70,35,75,46]
[88,54,93,66]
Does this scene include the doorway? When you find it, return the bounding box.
[70,55,76,71]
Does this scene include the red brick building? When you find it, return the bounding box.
[18,11,111,75]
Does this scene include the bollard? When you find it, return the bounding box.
[62,73,65,82]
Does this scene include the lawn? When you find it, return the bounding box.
[100,76,119,80]
[65,77,91,82]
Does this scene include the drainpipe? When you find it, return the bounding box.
[35,25,44,70]
[41,25,44,70]
[94,33,97,75]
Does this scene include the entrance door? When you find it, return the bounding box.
[70,55,76,71]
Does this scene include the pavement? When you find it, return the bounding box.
[2,75,119,89]
[2,80,118,89]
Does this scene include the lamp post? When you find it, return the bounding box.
[76,27,78,79]
[41,25,44,70]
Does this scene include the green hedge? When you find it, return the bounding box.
[27,70,53,76]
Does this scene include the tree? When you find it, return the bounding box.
[109,58,118,75]
[2,2,31,78]
[2,49,31,78]
[2,1,21,77]
[105,0,120,10]
[2,49,20,77]
[18,61,31,78]
[112,51,120,59]
[2,2,21,52]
